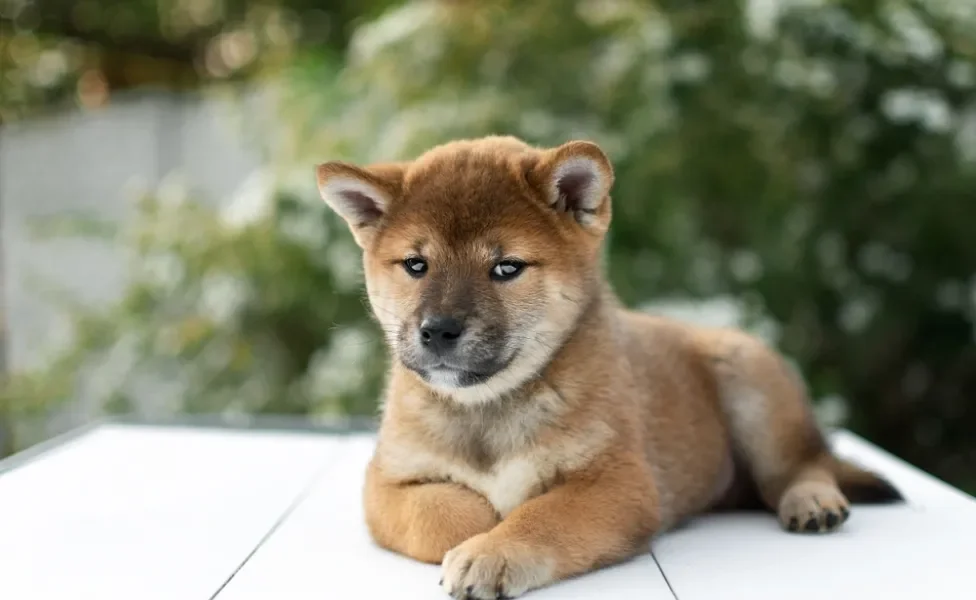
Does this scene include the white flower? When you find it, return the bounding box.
[199,274,250,324]
[323,241,364,292]
[814,394,849,429]
[349,1,439,65]
[141,252,185,289]
[279,213,329,251]
[220,169,276,229]
[156,172,190,207]
[305,328,373,402]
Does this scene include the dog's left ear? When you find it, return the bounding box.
[315,161,406,248]
[529,140,614,233]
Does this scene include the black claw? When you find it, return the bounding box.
[439,578,444,586]
[825,511,839,529]
[804,517,820,532]
[840,506,850,521]
[788,517,799,532]
[465,585,474,599]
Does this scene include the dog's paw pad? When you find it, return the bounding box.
[441,534,553,599]
[824,510,840,529]
[803,516,819,532]
[778,481,850,534]
[787,516,799,532]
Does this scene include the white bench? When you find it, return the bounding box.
[0,419,972,599]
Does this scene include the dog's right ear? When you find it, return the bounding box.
[315,161,406,248]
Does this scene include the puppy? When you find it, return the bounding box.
[315,136,902,599]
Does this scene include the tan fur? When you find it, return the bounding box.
[316,136,901,598]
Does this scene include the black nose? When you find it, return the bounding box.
[419,316,464,353]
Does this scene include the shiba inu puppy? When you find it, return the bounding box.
[315,136,902,599]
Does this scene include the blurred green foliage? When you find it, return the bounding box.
[4,172,388,421]
[0,0,397,121]
[2,0,976,492]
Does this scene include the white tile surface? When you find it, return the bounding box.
[2,425,973,600]
[214,435,676,600]
[652,432,976,600]
[0,424,339,600]
[831,430,976,511]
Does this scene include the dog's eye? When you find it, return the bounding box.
[402,257,428,278]
[490,260,526,282]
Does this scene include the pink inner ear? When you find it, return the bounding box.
[339,189,385,227]
[551,157,603,214]
[556,170,597,213]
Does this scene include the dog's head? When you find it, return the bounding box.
[316,136,614,404]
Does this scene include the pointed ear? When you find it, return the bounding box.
[530,141,614,232]
[315,161,406,248]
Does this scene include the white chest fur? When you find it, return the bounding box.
[381,420,615,517]
[455,455,549,517]
[383,448,548,517]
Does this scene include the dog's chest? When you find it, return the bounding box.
[386,419,560,516]
[385,429,614,518]
[402,448,556,518]
[383,388,613,517]
[437,422,612,516]
[457,455,552,517]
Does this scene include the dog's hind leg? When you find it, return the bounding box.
[699,329,902,533]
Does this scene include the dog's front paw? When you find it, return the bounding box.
[440,533,555,599]
[778,481,850,533]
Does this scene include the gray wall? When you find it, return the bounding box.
[0,88,269,372]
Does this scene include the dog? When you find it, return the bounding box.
[315,136,902,599]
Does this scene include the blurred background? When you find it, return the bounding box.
[0,0,974,493]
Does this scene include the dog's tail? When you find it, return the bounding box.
[832,458,904,504]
